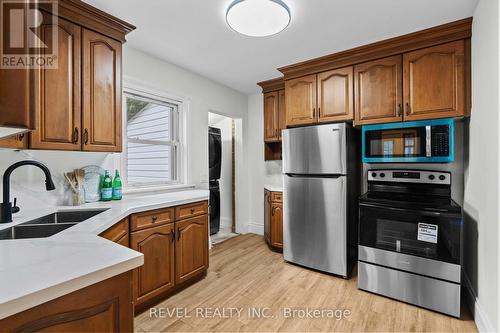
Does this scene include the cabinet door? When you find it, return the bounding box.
[131,223,175,306]
[403,41,465,120]
[271,203,283,248]
[354,55,403,125]
[264,190,271,244]
[0,1,32,132]
[317,67,354,123]
[82,29,122,152]
[0,272,133,333]
[175,215,208,284]
[264,92,279,142]
[30,15,81,150]
[285,74,317,126]
[278,89,286,139]
[0,133,28,149]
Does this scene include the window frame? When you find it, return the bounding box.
[121,82,188,190]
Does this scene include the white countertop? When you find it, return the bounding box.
[264,184,283,192]
[0,189,209,319]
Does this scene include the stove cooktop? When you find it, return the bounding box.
[359,191,462,214]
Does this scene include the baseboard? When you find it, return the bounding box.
[463,273,496,332]
[247,222,264,235]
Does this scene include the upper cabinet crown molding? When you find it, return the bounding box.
[257,77,285,93]
[39,0,136,42]
[278,17,472,80]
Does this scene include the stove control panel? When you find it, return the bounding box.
[368,170,451,185]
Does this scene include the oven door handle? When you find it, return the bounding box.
[359,202,459,218]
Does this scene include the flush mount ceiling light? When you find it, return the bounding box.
[226,0,291,37]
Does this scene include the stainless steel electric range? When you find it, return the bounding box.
[357,169,463,317]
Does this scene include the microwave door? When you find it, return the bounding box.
[283,123,346,175]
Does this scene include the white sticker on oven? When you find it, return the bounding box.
[417,223,438,243]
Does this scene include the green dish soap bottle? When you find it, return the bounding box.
[112,169,122,200]
[101,171,113,201]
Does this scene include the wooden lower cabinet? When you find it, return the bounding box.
[129,201,209,312]
[131,223,175,307]
[0,271,133,333]
[100,217,130,247]
[175,215,209,284]
[264,190,283,251]
[270,203,283,248]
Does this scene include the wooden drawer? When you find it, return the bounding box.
[175,201,208,221]
[271,192,282,203]
[130,207,175,231]
[100,217,129,244]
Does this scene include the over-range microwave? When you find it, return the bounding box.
[362,118,454,163]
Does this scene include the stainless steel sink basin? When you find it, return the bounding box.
[0,223,77,240]
[0,208,108,240]
[21,209,109,225]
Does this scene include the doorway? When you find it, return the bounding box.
[208,112,238,244]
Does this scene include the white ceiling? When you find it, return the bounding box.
[84,0,478,95]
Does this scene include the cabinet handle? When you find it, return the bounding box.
[190,208,195,214]
[177,228,181,241]
[313,108,316,118]
[72,128,79,144]
[18,134,24,141]
[271,207,275,216]
[171,229,175,243]
[318,107,321,117]
[398,104,402,117]
[83,129,89,145]
[406,102,411,115]
[152,216,158,223]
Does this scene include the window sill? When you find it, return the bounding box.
[123,184,196,195]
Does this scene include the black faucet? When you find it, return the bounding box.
[1,160,56,223]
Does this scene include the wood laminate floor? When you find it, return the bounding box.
[135,234,477,332]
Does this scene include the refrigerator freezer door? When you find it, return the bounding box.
[283,175,347,276]
[283,123,346,175]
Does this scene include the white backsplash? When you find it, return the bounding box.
[265,160,283,188]
[0,149,115,211]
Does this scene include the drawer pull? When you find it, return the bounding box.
[190,208,195,214]
[152,216,158,223]
[171,229,175,243]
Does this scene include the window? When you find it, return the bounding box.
[123,88,183,188]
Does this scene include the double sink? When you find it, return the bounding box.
[0,209,108,240]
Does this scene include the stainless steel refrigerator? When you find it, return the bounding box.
[282,123,360,278]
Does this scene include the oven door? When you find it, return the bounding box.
[359,203,462,265]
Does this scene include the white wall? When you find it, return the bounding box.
[246,93,283,234]
[0,46,250,233]
[464,0,500,331]
[209,113,233,230]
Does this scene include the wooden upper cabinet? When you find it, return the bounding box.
[0,134,28,150]
[175,215,209,285]
[403,40,465,121]
[317,67,354,123]
[31,15,82,150]
[285,74,317,126]
[278,89,286,139]
[263,91,279,142]
[354,55,403,125]
[82,29,123,152]
[131,223,175,306]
